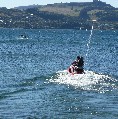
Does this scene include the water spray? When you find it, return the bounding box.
[85,20,96,69]
[86,25,94,57]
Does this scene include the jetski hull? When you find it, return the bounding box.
[68,65,84,75]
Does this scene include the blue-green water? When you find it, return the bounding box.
[0,28,118,119]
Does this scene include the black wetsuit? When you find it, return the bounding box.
[72,57,84,73]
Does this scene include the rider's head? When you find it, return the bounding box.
[81,57,83,60]
[77,56,80,60]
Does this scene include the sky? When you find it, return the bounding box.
[0,0,118,8]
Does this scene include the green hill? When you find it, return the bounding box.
[0,1,118,30]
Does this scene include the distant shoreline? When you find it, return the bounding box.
[0,1,118,30]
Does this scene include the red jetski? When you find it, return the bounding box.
[68,65,84,75]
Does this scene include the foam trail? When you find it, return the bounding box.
[49,70,117,93]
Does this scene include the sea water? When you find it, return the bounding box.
[0,28,118,119]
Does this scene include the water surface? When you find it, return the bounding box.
[0,28,118,119]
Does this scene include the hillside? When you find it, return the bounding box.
[0,1,118,30]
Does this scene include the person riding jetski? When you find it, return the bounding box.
[68,56,84,74]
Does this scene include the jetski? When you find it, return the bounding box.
[68,65,84,75]
[19,34,28,39]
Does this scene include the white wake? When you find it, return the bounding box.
[49,70,117,93]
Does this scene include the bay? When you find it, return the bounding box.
[0,28,118,119]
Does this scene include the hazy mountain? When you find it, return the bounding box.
[14,4,40,10]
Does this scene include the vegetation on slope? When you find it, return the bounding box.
[0,1,118,30]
